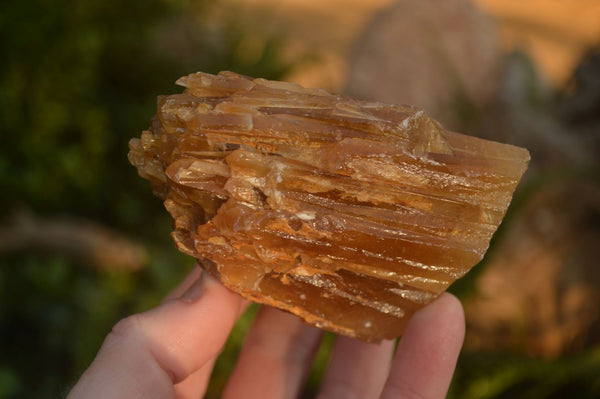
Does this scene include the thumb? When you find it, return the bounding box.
[68,267,245,399]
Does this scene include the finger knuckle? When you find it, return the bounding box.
[318,378,367,399]
[384,380,431,399]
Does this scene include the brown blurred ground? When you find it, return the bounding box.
[465,181,600,357]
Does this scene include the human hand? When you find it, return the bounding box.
[68,266,464,399]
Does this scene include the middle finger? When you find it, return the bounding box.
[317,336,395,399]
[223,306,323,399]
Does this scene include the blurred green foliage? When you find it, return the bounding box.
[449,348,600,399]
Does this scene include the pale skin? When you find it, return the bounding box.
[68,266,465,399]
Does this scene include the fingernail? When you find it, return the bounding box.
[180,270,205,302]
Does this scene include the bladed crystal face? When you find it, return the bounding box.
[129,71,530,341]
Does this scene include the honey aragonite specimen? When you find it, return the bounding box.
[129,71,530,341]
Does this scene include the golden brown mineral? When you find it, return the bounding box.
[128,71,530,341]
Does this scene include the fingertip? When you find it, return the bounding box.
[414,292,465,341]
[164,265,204,301]
[437,292,465,321]
[195,271,250,316]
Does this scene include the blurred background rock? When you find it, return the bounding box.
[1,0,599,398]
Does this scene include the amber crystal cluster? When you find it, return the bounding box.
[129,71,530,341]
